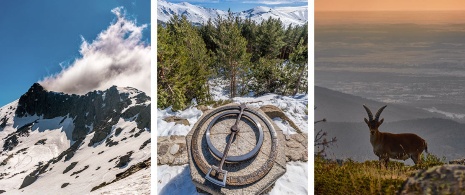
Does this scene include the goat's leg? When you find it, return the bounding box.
[411,153,421,165]
[378,157,383,169]
[384,158,389,169]
[379,156,389,169]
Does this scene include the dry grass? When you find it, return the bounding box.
[315,154,444,195]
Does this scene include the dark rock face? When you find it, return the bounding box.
[135,104,151,130]
[34,139,47,145]
[114,128,123,136]
[61,183,70,188]
[2,135,18,151]
[19,162,50,189]
[19,174,38,189]
[0,116,7,128]
[139,139,150,150]
[91,158,150,192]
[105,137,119,147]
[115,151,134,168]
[70,165,89,176]
[14,83,151,189]
[2,122,34,152]
[15,83,150,143]
[63,162,78,174]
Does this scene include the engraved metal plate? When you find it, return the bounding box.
[190,104,278,187]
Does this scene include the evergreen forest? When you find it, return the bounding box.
[158,12,308,110]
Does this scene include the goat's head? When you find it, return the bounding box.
[363,105,387,134]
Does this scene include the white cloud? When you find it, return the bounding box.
[40,7,150,95]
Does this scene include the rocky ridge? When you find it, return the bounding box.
[0,83,151,194]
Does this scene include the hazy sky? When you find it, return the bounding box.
[0,0,150,106]
[316,0,465,11]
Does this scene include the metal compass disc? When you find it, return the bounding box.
[205,110,264,162]
[191,105,278,186]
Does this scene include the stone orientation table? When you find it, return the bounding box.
[186,103,287,194]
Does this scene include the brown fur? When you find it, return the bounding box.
[364,105,428,167]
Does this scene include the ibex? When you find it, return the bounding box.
[363,105,428,167]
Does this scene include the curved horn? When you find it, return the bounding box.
[375,105,387,121]
[363,105,373,121]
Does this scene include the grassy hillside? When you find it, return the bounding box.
[315,154,444,194]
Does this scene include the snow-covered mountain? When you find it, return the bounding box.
[0,83,150,194]
[157,0,308,26]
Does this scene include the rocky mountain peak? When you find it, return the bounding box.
[14,83,150,142]
[0,83,151,193]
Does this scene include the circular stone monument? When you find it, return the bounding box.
[186,103,286,195]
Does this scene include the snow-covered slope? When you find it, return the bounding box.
[158,0,227,25]
[0,83,150,194]
[238,5,308,26]
[157,0,308,26]
[275,6,308,23]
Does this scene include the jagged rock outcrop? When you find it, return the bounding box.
[91,158,151,192]
[1,83,152,192]
[399,165,465,194]
[15,83,150,143]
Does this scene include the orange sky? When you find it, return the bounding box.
[316,0,465,11]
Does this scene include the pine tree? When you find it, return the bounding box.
[289,39,308,95]
[212,11,251,98]
[256,17,285,59]
[247,17,288,95]
[251,58,287,95]
[289,23,308,95]
[200,19,218,54]
[157,15,211,110]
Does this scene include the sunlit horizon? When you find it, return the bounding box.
[316,0,465,12]
[316,10,465,25]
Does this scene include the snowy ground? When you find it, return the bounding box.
[0,115,151,195]
[157,79,308,194]
[92,168,151,195]
[157,162,308,195]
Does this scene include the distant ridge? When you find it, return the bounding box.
[157,0,308,26]
[315,86,444,123]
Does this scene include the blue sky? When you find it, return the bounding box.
[163,0,308,12]
[0,0,150,107]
